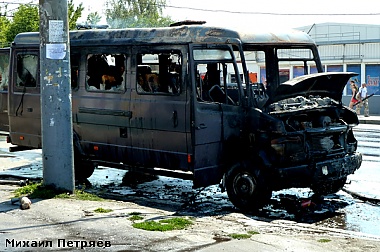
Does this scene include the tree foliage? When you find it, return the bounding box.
[0,1,84,47]
[4,4,39,43]
[68,0,84,30]
[0,5,10,46]
[87,12,102,25]
[105,0,174,28]
[0,16,10,47]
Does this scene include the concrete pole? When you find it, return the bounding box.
[39,0,74,192]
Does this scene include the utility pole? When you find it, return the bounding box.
[39,0,74,192]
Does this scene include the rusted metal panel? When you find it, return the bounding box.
[14,25,242,47]
[239,29,316,45]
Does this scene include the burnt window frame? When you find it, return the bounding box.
[0,49,10,92]
[135,48,183,96]
[191,45,243,105]
[85,52,127,93]
[14,51,39,91]
[276,47,319,80]
[70,53,80,91]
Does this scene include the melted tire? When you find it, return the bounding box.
[225,161,272,211]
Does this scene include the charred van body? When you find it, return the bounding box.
[3,24,362,211]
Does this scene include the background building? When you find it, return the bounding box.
[297,23,380,115]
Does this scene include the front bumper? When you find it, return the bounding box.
[274,152,362,188]
[313,152,362,180]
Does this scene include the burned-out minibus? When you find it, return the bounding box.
[4,23,362,210]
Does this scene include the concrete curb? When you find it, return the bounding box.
[358,115,380,125]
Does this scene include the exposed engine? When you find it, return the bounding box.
[269,96,335,111]
[266,96,351,165]
[245,73,362,198]
[268,96,344,132]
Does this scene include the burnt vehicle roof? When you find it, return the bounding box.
[272,72,358,103]
[238,28,316,46]
[12,25,317,48]
[12,25,243,47]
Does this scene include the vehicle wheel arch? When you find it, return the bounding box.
[221,135,251,171]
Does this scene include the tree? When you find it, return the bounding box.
[0,17,10,47]
[87,12,102,25]
[4,4,39,43]
[2,1,84,46]
[105,0,174,28]
[68,0,84,30]
[0,11,10,47]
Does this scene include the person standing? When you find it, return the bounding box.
[349,81,359,109]
[356,83,369,117]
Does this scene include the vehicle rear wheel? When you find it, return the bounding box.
[72,131,97,181]
[225,161,272,211]
[74,158,97,181]
[311,176,347,196]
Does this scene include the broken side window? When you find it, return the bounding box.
[193,48,241,105]
[86,53,126,92]
[277,48,316,80]
[0,52,9,91]
[16,54,38,88]
[136,51,182,95]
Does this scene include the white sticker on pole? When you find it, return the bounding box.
[46,44,66,59]
[49,20,64,43]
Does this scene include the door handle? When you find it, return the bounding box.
[172,111,178,128]
[196,123,207,130]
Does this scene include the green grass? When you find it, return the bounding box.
[13,182,103,201]
[129,215,144,221]
[228,233,252,239]
[128,212,144,221]
[71,190,103,201]
[14,182,59,199]
[318,238,331,243]
[94,208,113,213]
[247,230,260,235]
[132,217,193,231]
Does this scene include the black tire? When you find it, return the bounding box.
[225,161,272,211]
[74,158,97,181]
[311,177,347,196]
[72,131,97,180]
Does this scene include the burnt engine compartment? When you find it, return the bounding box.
[265,96,356,165]
[268,96,343,131]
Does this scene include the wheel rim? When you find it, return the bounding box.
[233,172,257,197]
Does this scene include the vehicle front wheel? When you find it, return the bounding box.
[225,162,272,211]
